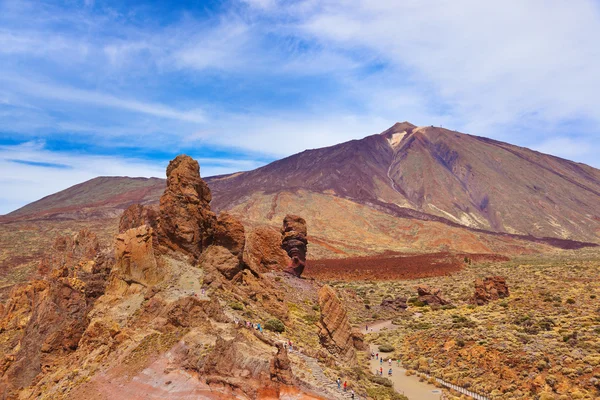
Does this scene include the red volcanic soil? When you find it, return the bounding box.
[305,252,509,281]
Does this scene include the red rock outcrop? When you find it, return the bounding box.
[158,155,216,258]
[380,296,408,311]
[108,225,162,295]
[0,279,89,395]
[317,285,365,364]
[416,285,450,306]
[0,228,113,397]
[37,229,101,276]
[119,203,158,233]
[471,276,509,305]
[270,343,294,385]
[281,215,308,277]
[200,334,279,398]
[243,226,288,274]
[199,245,244,282]
[214,212,245,259]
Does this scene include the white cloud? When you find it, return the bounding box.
[1,75,206,123]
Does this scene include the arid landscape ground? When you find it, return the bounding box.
[1,125,599,399]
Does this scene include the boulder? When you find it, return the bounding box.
[270,343,294,385]
[199,245,243,281]
[243,226,289,274]
[110,225,162,293]
[158,155,217,258]
[317,285,365,364]
[281,215,308,278]
[416,285,450,306]
[119,204,158,233]
[214,212,246,259]
[380,296,408,311]
[471,276,509,305]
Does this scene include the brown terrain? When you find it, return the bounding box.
[305,253,508,281]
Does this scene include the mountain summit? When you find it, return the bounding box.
[208,123,600,243]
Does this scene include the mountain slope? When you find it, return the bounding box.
[208,122,600,243]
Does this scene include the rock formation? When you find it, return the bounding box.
[317,285,365,364]
[0,230,111,396]
[214,212,246,259]
[270,343,294,385]
[380,296,408,311]
[471,276,509,305]
[199,245,244,282]
[108,224,162,295]
[200,334,282,398]
[243,226,289,274]
[158,155,216,258]
[416,285,450,306]
[281,215,308,277]
[119,203,159,233]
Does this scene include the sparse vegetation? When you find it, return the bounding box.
[264,318,285,333]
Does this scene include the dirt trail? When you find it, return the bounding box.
[366,321,443,400]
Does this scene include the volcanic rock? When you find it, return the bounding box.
[108,225,162,294]
[0,278,89,394]
[214,212,246,259]
[380,296,408,311]
[158,155,216,258]
[281,215,308,277]
[471,276,509,305]
[37,229,101,276]
[317,285,365,364]
[201,334,275,398]
[199,245,243,282]
[416,285,450,306]
[119,203,158,233]
[270,343,294,385]
[232,270,289,321]
[243,226,288,274]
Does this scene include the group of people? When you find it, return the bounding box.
[371,352,400,377]
[234,319,263,333]
[335,378,355,399]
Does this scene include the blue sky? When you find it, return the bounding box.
[1,0,600,214]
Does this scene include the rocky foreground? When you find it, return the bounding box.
[0,155,376,400]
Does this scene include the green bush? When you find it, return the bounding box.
[369,375,393,387]
[378,344,395,353]
[229,302,244,311]
[264,319,285,333]
[366,387,408,400]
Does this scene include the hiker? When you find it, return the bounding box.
[379,357,383,365]
[388,358,392,366]
[376,352,379,359]
[336,377,341,389]
[388,368,392,376]
[365,324,368,331]
[201,287,205,295]
[397,358,400,367]
[343,381,347,392]
[351,389,355,399]
[371,352,374,359]
[379,367,383,376]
